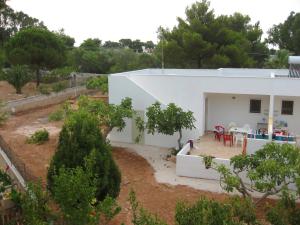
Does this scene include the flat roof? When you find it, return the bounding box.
[111,68,289,78]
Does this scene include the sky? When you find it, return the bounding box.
[7,0,300,46]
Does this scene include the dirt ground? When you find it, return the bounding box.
[0,105,278,225]
[0,81,38,101]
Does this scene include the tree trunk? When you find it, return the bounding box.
[177,129,183,150]
[36,68,40,87]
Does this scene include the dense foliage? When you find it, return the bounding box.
[86,75,108,94]
[78,96,135,139]
[47,109,121,201]
[5,27,66,86]
[0,0,45,46]
[268,12,300,54]
[175,196,258,225]
[205,143,300,205]
[3,65,32,93]
[18,182,52,225]
[156,0,269,68]
[142,102,195,149]
[53,165,99,225]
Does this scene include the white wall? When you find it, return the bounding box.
[109,72,300,147]
[206,94,270,131]
[108,75,199,148]
[247,138,296,155]
[274,96,300,135]
[176,143,247,181]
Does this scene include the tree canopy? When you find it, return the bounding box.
[0,0,45,46]
[5,27,66,86]
[142,102,195,149]
[268,12,300,55]
[156,0,269,68]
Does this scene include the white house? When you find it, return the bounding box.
[109,57,300,149]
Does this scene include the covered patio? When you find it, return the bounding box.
[190,133,242,159]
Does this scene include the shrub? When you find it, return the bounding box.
[51,80,68,92]
[86,75,108,94]
[27,129,49,144]
[175,196,258,225]
[0,101,8,126]
[98,196,121,225]
[47,110,121,201]
[19,182,53,225]
[3,65,32,94]
[38,84,51,95]
[53,166,99,225]
[0,170,12,196]
[129,190,167,225]
[266,190,300,225]
[48,110,64,121]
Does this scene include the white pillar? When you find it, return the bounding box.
[268,95,275,140]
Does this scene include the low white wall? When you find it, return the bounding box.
[176,143,231,180]
[246,138,297,155]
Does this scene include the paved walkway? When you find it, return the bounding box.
[112,142,227,193]
[111,142,290,200]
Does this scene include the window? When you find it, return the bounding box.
[250,99,261,113]
[281,101,294,115]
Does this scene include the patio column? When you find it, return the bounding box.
[268,95,275,140]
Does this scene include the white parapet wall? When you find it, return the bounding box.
[246,138,297,155]
[176,143,231,180]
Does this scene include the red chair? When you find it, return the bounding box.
[214,125,225,142]
[223,133,233,146]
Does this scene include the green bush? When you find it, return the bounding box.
[19,182,53,225]
[86,75,108,94]
[0,101,8,126]
[129,190,167,225]
[27,129,49,145]
[3,65,32,94]
[53,166,99,225]
[41,66,74,83]
[0,170,12,195]
[48,110,64,121]
[98,196,121,225]
[51,80,68,92]
[47,110,121,201]
[38,84,51,95]
[266,190,300,225]
[175,197,258,225]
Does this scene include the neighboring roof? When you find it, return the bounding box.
[111,68,289,78]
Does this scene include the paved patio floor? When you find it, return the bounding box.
[190,133,242,159]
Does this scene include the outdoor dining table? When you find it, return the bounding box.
[229,127,250,135]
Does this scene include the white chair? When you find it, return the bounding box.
[228,122,237,130]
[243,124,251,132]
[235,133,244,146]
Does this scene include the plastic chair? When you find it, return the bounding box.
[235,133,244,146]
[214,125,225,142]
[223,133,233,146]
[228,122,237,130]
[243,124,251,132]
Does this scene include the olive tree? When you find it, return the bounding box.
[143,102,195,149]
[5,27,66,86]
[4,65,32,94]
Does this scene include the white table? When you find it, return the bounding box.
[229,127,250,135]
